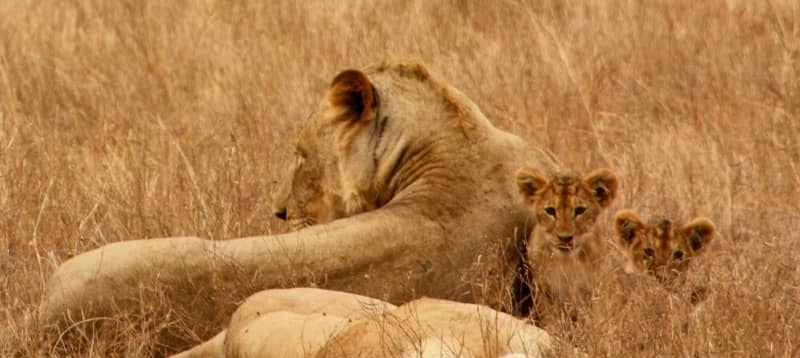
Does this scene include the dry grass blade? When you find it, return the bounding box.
[0,0,798,356]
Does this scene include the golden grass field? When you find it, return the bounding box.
[1,0,799,356]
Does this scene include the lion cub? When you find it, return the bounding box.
[613,209,715,303]
[515,167,619,323]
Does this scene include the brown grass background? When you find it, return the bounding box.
[1,0,798,356]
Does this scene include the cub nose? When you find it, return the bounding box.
[557,235,573,243]
[274,208,287,220]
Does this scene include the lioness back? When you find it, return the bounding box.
[319,297,552,357]
[178,289,553,358]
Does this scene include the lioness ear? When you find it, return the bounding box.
[682,217,715,253]
[327,70,377,122]
[614,210,645,248]
[515,167,548,204]
[583,168,618,208]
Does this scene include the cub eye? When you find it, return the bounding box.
[672,251,684,260]
[643,248,655,257]
[544,207,556,217]
[574,206,586,216]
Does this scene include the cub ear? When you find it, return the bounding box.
[614,210,645,248]
[327,70,377,122]
[583,168,619,208]
[682,217,715,253]
[515,167,548,204]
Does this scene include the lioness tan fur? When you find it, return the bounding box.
[320,297,552,357]
[514,168,618,323]
[171,288,395,358]
[223,288,395,358]
[174,288,551,358]
[40,61,560,352]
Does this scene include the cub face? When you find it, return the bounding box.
[516,168,619,257]
[614,210,715,282]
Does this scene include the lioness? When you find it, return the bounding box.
[320,297,552,358]
[41,62,560,351]
[173,288,552,357]
[613,210,715,284]
[172,288,395,358]
[513,167,618,324]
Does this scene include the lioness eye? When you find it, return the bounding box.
[544,207,556,217]
[644,248,655,257]
[672,251,684,260]
[574,206,586,216]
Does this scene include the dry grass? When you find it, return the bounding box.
[1,0,799,356]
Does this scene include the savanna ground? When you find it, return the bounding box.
[1,0,799,356]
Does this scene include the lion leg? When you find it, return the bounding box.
[41,210,438,351]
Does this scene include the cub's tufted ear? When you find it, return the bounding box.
[326,69,377,122]
[582,168,618,208]
[614,210,645,248]
[515,167,548,205]
[681,217,715,253]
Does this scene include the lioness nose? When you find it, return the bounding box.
[274,208,287,220]
[557,235,573,243]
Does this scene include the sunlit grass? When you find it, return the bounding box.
[0,0,798,356]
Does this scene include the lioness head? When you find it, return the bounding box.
[272,70,380,230]
[614,210,715,281]
[515,168,618,256]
